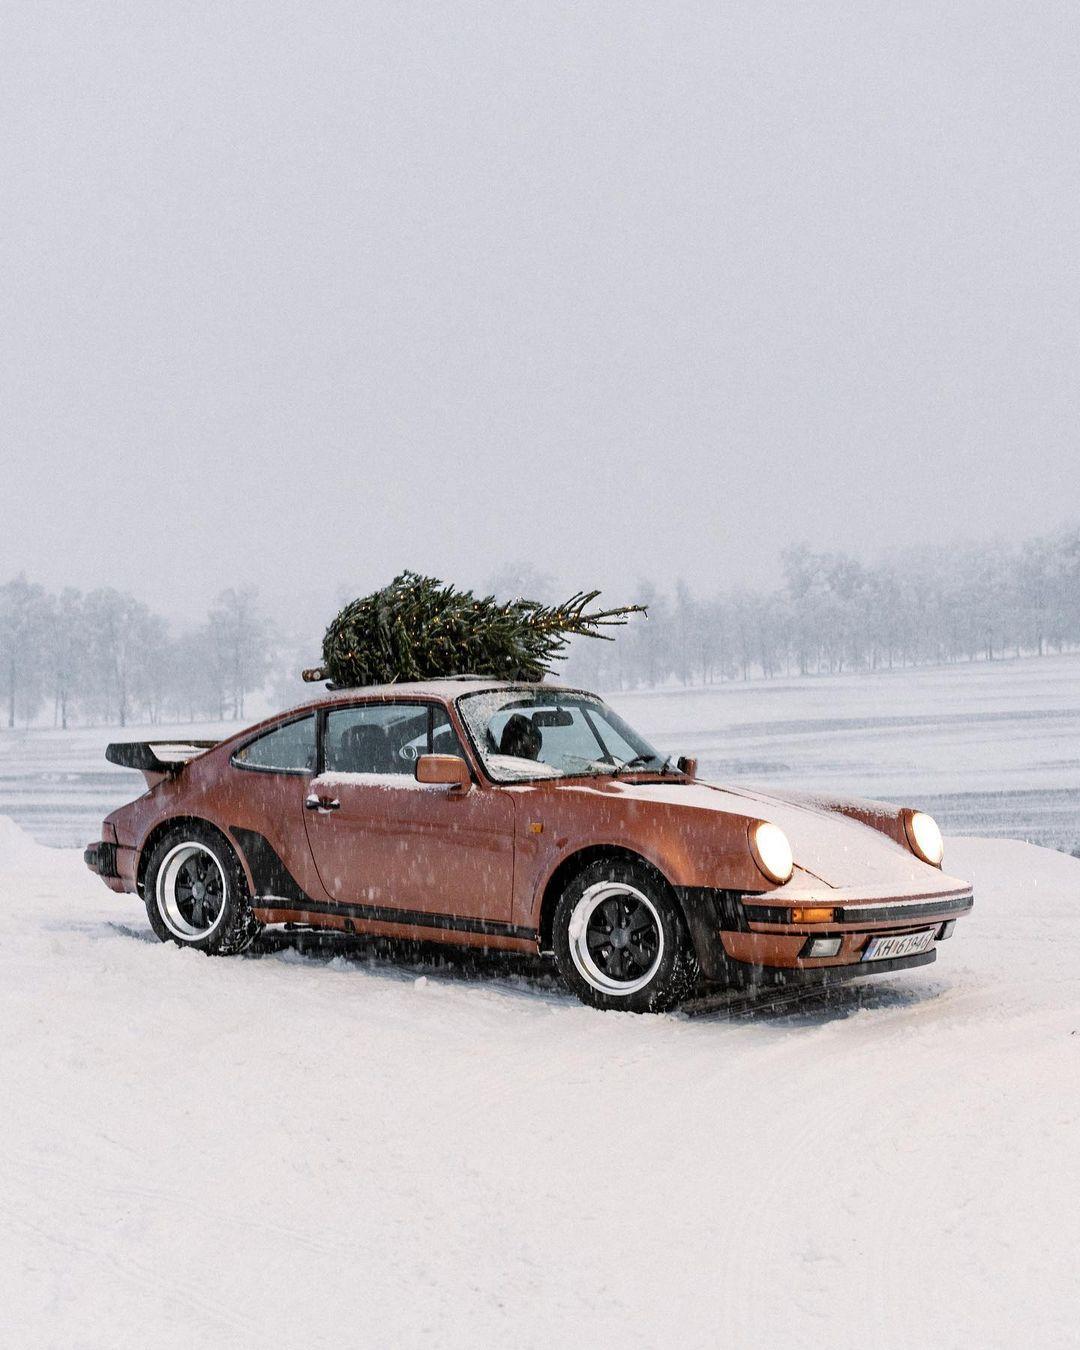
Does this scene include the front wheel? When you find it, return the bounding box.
[143,827,260,955]
[552,859,697,1012]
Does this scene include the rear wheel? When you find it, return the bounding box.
[553,859,697,1012]
[143,827,259,955]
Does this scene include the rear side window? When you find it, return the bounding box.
[233,716,316,773]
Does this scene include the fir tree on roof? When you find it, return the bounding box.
[302,571,646,687]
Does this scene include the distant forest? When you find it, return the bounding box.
[565,527,1080,691]
[2,526,1079,728]
[0,582,276,729]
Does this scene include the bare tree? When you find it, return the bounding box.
[0,575,49,727]
[46,588,88,729]
[83,589,159,727]
[207,588,272,720]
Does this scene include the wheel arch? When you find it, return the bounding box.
[537,845,683,952]
[136,816,248,897]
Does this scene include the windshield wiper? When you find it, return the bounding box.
[614,754,660,774]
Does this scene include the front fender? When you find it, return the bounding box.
[511,784,782,930]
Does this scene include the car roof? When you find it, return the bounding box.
[212,677,596,755]
[296,677,581,709]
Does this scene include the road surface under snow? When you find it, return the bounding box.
[1,817,1077,1348]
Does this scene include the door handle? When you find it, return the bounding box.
[305,794,340,811]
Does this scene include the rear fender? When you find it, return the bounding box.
[135,816,252,898]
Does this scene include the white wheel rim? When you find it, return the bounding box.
[156,842,227,941]
[567,881,665,996]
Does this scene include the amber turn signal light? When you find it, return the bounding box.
[791,906,835,924]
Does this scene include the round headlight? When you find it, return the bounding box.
[904,810,944,867]
[748,821,794,885]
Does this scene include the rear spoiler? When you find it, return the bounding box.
[106,740,220,781]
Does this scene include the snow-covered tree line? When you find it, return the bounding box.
[565,528,1080,689]
[0,580,273,728]
[4,527,1078,726]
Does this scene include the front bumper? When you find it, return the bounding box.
[717,924,952,978]
[677,885,973,983]
[745,890,974,927]
[708,948,939,995]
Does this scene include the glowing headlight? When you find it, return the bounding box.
[748,821,794,885]
[904,810,944,867]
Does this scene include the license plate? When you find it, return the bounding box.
[862,928,937,962]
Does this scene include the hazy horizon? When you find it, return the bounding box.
[4,2,1078,627]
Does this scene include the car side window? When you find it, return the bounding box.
[233,715,316,773]
[325,704,427,775]
[325,704,467,775]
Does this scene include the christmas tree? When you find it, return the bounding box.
[302,571,645,687]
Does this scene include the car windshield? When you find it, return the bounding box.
[457,689,668,783]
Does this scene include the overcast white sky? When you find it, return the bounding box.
[2,1,1078,627]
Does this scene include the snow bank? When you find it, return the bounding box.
[1,820,1077,1348]
[0,813,47,867]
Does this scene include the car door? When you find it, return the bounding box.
[303,701,516,926]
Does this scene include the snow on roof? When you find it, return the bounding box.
[313,676,579,705]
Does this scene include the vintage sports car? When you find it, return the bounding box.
[85,679,973,1012]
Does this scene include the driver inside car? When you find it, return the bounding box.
[498,713,541,761]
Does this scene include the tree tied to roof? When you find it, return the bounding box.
[301,572,647,687]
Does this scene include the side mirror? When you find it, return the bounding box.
[677,756,698,780]
[415,753,471,792]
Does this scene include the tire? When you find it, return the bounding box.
[143,825,260,955]
[552,858,698,1012]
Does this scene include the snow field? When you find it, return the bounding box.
[1,818,1078,1348]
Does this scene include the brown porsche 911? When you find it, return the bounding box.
[85,679,973,1012]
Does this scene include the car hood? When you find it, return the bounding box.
[589,777,969,897]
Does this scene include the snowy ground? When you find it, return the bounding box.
[3,652,1080,853]
[3,656,1079,1345]
[2,817,1078,1349]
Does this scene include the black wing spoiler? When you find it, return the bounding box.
[105,740,220,776]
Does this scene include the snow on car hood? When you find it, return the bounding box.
[597,778,970,896]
